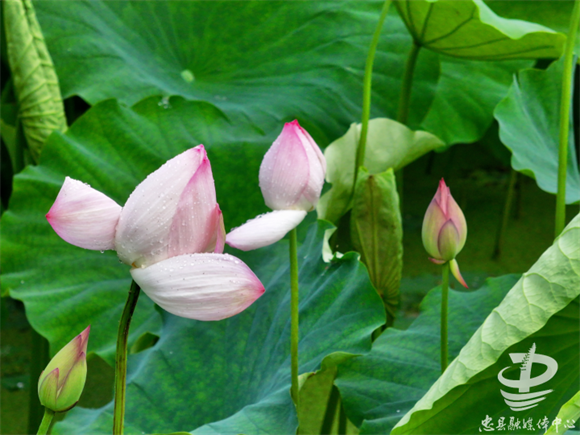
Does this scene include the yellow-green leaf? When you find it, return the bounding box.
[4,0,66,162]
[396,0,565,60]
[351,167,403,319]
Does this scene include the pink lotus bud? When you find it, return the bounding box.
[226,121,325,251]
[38,326,90,412]
[259,120,326,212]
[422,179,468,288]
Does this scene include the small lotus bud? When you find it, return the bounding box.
[259,120,326,212]
[422,179,468,288]
[38,326,90,412]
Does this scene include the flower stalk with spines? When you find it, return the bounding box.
[422,179,468,372]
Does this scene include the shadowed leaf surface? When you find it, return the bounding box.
[495,58,580,204]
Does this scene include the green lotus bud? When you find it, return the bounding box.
[38,326,90,412]
[422,179,468,288]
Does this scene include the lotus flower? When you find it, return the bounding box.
[38,326,90,412]
[46,146,264,320]
[422,178,468,288]
[226,120,326,250]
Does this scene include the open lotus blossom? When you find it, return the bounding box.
[226,120,326,251]
[422,178,468,288]
[46,146,264,320]
[38,326,90,412]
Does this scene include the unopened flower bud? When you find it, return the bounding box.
[422,179,468,288]
[38,326,90,412]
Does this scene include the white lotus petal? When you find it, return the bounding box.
[131,253,265,321]
[115,145,217,267]
[225,210,307,251]
[46,177,121,250]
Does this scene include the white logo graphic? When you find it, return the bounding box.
[498,343,558,412]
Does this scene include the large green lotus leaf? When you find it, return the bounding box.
[395,0,565,60]
[0,96,278,364]
[495,57,580,204]
[421,55,531,145]
[32,1,436,134]
[32,1,527,147]
[390,213,580,434]
[53,222,385,435]
[317,118,444,225]
[336,274,520,434]
[486,1,580,53]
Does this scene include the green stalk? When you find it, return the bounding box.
[555,0,580,237]
[289,229,300,412]
[397,40,421,125]
[395,40,421,206]
[355,0,392,184]
[28,328,50,434]
[36,408,54,435]
[493,169,518,259]
[113,280,141,435]
[440,262,450,373]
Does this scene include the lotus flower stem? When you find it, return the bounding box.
[397,40,421,125]
[440,262,450,372]
[395,39,422,206]
[289,228,300,412]
[493,168,518,259]
[113,280,141,435]
[29,329,50,434]
[36,408,54,435]
[356,0,392,183]
[555,0,580,237]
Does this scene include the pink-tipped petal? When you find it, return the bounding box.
[435,178,450,215]
[225,210,307,251]
[450,259,469,288]
[429,258,446,265]
[260,122,309,210]
[446,193,467,251]
[46,177,122,251]
[259,121,325,211]
[115,146,217,267]
[422,198,447,259]
[293,121,326,209]
[78,326,90,354]
[168,157,218,257]
[130,253,265,321]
